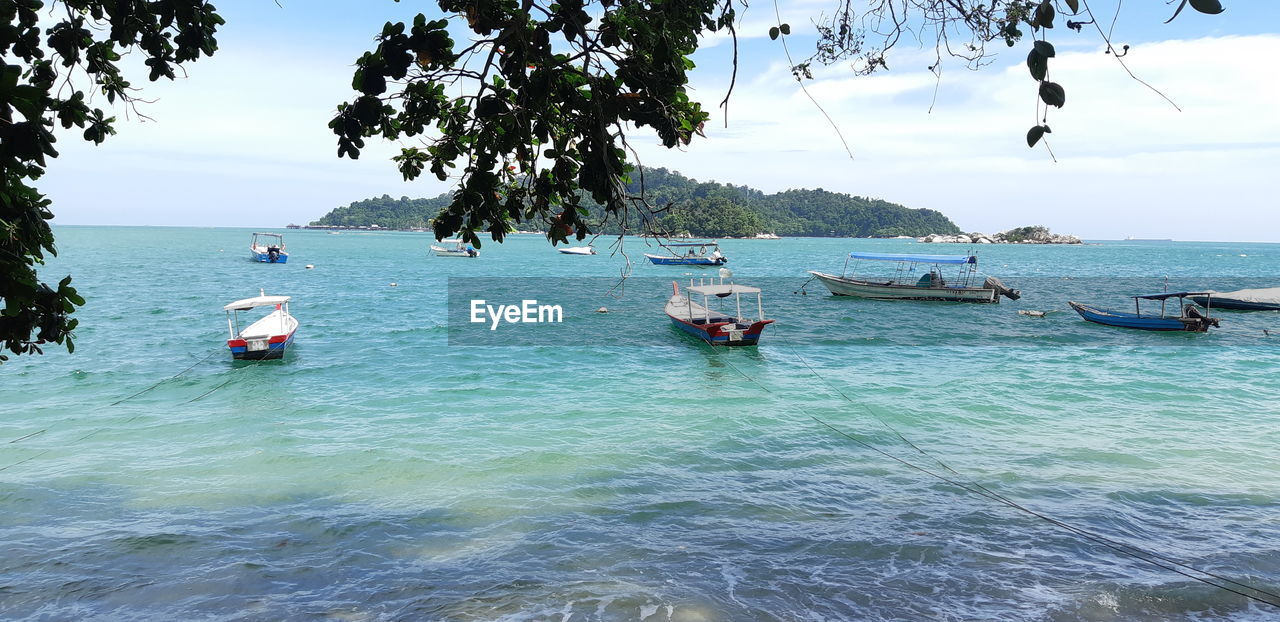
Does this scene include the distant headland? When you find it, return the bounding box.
[917,225,1081,245]
[305,168,962,240]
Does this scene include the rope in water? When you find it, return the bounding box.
[0,340,292,474]
[692,334,1280,609]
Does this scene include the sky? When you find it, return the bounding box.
[41,1,1280,241]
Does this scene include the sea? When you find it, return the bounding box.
[2,226,1278,621]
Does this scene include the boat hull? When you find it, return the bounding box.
[1068,301,1214,332]
[808,271,997,303]
[667,315,771,346]
[645,254,726,266]
[228,330,296,359]
[431,246,478,258]
[250,250,288,263]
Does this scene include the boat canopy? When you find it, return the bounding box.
[1204,287,1280,303]
[664,241,719,247]
[849,252,976,265]
[686,283,760,296]
[224,295,291,311]
[1135,292,1211,300]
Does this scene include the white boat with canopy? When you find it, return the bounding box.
[431,239,479,257]
[665,271,773,346]
[808,252,1019,303]
[223,289,298,359]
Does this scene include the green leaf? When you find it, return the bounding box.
[1033,40,1056,58]
[1189,0,1225,15]
[779,23,791,35]
[1036,1,1056,29]
[1039,81,1066,108]
[1026,50,1048,81]
[1065,0,1080,13]
[1026,125,1051,148]
[768,26,779,40]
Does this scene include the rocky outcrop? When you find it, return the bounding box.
[918,226,1081,245]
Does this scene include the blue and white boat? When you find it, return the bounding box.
[249,232,288,263]
[808,252,1019,303]
[645,241,727,266]
[1069,292,1219,332]
[224,290,298,359]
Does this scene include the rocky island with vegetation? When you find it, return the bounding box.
[918,225,1081,245]
[307,168,961,240]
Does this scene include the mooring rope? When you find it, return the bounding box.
[2,348,222,449]
[688,334,1280,609]
[0,340,293,474]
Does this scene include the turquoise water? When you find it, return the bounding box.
[2,226,1278,620]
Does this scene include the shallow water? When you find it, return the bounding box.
[2,227,1278,620]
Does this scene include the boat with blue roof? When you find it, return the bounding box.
[808,252,1019,303]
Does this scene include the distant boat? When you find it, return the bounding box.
[665,273,772,346]
[807,252,1019,303]
[558,246,597,255]
[754,233,781,240]
[249,232,288,263]
[1189,288,1280,311]
[223,289,298,359]
[430,239,479,258]
[645,241,727,266]
[1068,292,1219,332]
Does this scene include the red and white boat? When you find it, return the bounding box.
[665,274,773,346]
[223,290,298,360]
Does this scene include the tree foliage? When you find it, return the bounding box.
[330,0,735,249]
[312,194,450,230]
[334,0,1226,255]
[0,0,222,361]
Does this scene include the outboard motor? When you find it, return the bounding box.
[984,276,1020,301]
[267,247,280,263]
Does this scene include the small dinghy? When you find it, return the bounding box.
[1068,292,1219,332]
[1189,287,1280,311]
[431,239,479,258]
[559,246,597,255]
[665,271,773,346]
[645,241,727,266]
[224,290,298,359]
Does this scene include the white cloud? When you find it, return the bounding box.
[628,34,1280,241]
[39,25,1280,241]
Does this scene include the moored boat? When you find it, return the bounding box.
[431,239,479,257]
[665,274,773,346]
[1068,292,1219,332]
[645,241,727,266]
[224,290,298,359]
[1189,287,1280,311]
[808,252,1018,303]
[559,246,597,255]
[249,232,288,263]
